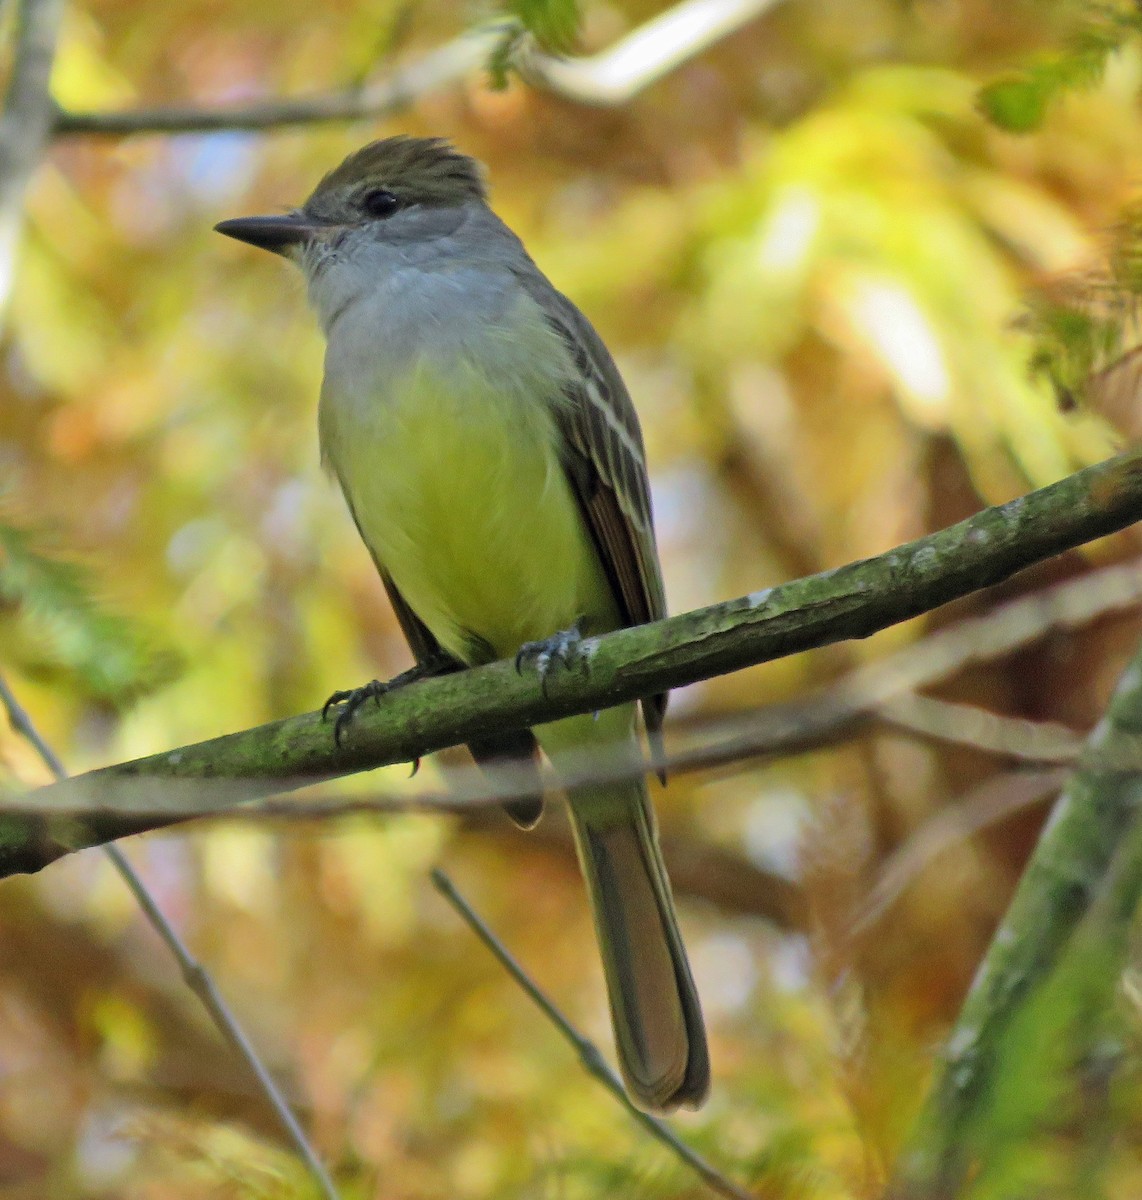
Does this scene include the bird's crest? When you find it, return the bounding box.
[306,136,487,210]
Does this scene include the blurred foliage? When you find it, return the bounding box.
[977,0,1142,132]
[4,0,1142,1196]
[0,516,178,703]
[485,0,581,89]
[505,0,582,52]
[1021,200,1142,426]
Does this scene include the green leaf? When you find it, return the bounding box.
[977,1,1142,132]
[977,76,1050,133]
[504,0,580,53]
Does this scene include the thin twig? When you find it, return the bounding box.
[430,868,754,1200]
[0,673,341,1200]
[53,0,781,137]
[520,0,781,105]
[876,695,1083,764]
[686,558,1142,776]
[0,0,65,309]
[0,701,1080,821]
[628,556,1141,780]
[853,767,1070,933]
[55,27,501,135]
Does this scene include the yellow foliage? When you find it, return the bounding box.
[3,1,1142,1196]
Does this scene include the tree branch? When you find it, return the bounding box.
[10,554,1132,826]
[888,634,1142,1197]
[5,447,1142,877]
[0,0,65,306]
[53,28,501,136]
[52,0,782,137]
[853,767,1069,934]
[520,0,781,106]
[876,695,1082,764]
[431,869,753,1200]
[0,674,342,1200]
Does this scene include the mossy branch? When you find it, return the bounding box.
[889,628,1142,1198]
[5,447,1142,878]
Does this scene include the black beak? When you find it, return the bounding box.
[214,213,324,255]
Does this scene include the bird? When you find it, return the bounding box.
[215,135,709,1112]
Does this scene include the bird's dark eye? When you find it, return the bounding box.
[362,188,400,219]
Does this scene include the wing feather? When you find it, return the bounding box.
[513,270,668,736]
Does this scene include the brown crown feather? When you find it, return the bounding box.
[305,136,487,209]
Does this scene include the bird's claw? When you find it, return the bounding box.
[515,620,586,696]
[322,654,459,750]
[322,679,388,746]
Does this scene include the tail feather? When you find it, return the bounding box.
[467,729,544,828]
[568,780,709,1111]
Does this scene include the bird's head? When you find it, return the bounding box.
[214,136,488,266]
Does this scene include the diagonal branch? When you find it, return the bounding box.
[432,869,753,1200]
[888,630,1142,1198]
[10,556,1133,828]
[0,674,342,1200]
[4,446,1142,878]
[53,0,782,137]
[853,767,1070,934]
[520,0,781,106]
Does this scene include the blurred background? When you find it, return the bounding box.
[3,0,1142,1195]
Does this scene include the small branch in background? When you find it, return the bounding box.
[659,556,1142,778]
[0,0,66,310]
[459,805,809,928]
[54,27,501,136]
[888,632,1142,1197]
[520,0,781,106]
[53,0,783,137]
[876,695,1083,764]
[853,767,1069,934]
[0,674,342,1200]
[430,868,754,1200]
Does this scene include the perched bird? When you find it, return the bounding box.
[216,136,708,1111]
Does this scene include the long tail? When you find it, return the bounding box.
[567,778,709,1112]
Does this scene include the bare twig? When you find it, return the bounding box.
[430,868,754,1200]
[521,0,781,105]
[0,674,341,1200]
[54,27,501,136]
[876,695,1083,764]
[0,0,65,308]
[853,767,1070,933]
[846,562,1142,701]
[54,0,783,137]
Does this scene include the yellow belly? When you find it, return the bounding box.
[321,357,619,664]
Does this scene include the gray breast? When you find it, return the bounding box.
[321,263,575,414]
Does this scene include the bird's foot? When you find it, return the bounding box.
[322,654,457,747]
[515,620,587,696]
